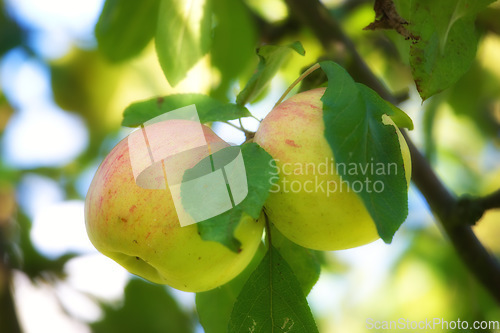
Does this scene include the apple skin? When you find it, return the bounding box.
[85,120,264,292]
[254,88,411,251]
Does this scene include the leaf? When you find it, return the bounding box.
[155,0,212,87]
[196,243,266,333]
[122,94,251,127]
[211,0,257,99]
[182,143,274,252]
[422,95,442,161]
[228,245,319,333]
[320,61,409,243]
[270,226,321,296]
[395,0,494,100]
[236,42,305,105]
[0,2,23,57]
[91,279,193,333]
[384,101,414,130]
[95,0,160,62]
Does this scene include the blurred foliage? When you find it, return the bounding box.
[210,0,258,100]
[51,49,123,137]
[6,211,77,281]
[0,93,13,133]
[91,278,194,333]
[0,0,498,332]
[0,0,23,58]
[95,0,160,63]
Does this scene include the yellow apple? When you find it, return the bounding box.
[254,88,411,251]
[85,120,264,292]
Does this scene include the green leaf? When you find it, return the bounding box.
[270,226,321,296]
[0,2,23,57]
[91,279,193,333]
[395,0,494,100]
[236,42,305,105]
[384,101,414,130]
[196,243,266,333]
[0,161,18,185]
[228,245,319,333]
[122,94,251,127]
[155,0,212,86]
[422,95,442,161]
[320,61,409,243]
[211,0,257,99]
[182,143,274,252]
[95,0,160,62]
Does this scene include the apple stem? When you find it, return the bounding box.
[238,118,246,132]
[249,114,262,122]
[221,120,256,141]
[222,120,246,132]
[273,63,321,108]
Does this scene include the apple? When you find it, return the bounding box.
[85,119,264,292]
[254,88,411,251]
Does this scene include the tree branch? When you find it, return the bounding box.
[472,188,500,212]
[284,0,500,304]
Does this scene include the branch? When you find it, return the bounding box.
[284,0,500,304]
[253,15,301,44]
[471,188,500,213]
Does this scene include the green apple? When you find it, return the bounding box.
[85,120,264,292]
[254,88,411,251]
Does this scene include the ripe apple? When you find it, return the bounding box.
[85,119,264,292]
[254,88,411,251]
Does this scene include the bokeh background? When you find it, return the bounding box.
[0,0,499,332]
